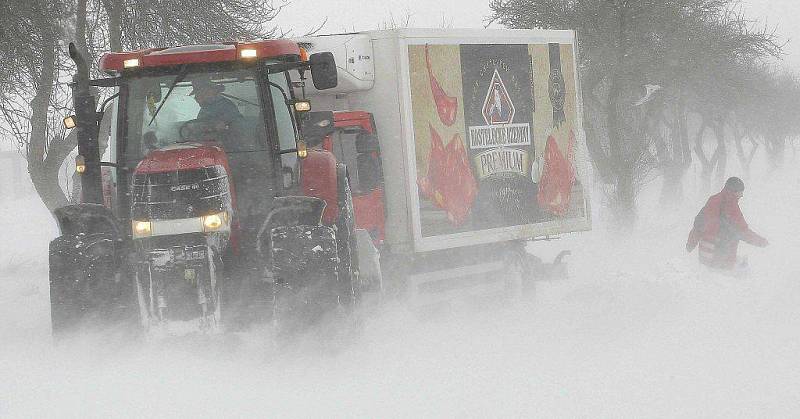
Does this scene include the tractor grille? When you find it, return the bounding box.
[132,165,231,220]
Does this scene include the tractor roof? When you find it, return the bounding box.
[99,39,300,73]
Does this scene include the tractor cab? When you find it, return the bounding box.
[121,62,295,245]
[101,42,332,241]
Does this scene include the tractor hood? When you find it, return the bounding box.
[130,142,236,229]
[134,142,231,175]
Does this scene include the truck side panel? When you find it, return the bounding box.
[395,30,590,252]
[299,29,591,254]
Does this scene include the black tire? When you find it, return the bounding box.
[133,267,150,329]
[49,236,83,338]
[335,170,360,307]
[49,234,138,340]
[269,223,341,341]
[201,250,223,331]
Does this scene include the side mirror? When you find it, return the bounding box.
[301,111,335,146]
[309,52,338,90]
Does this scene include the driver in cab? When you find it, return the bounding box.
[185,76,244,142]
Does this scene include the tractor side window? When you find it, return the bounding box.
[268,72,298,188]
[268,73,297,151]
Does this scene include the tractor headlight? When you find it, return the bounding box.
[131,212,229,239]
[132,220,152,237]
[202,211,228,232]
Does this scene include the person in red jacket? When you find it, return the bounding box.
[686,177,768,270]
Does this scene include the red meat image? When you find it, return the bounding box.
[537,131,576,216]
[425,45,458,126]
[418,125,478,225]
[418,125,446,202]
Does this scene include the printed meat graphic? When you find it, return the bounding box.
[418,125,478,225]
[537,131,576,216]
[425,45,458,126]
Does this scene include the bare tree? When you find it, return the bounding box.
[0,0,74,210]
[758,71,800,170]
[0,0,286,211]
[489,0,787,224]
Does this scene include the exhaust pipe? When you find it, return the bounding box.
[68,42,103,204]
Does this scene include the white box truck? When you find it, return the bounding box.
[295,29,591,304]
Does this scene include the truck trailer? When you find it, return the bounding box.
[49,28,589,339]
[295,29,590,307]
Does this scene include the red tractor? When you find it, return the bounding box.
[50,40,381,337]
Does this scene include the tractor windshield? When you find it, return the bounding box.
[124,67,270,162]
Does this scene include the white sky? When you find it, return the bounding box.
[273,0,800,72]
[273,0,495,33]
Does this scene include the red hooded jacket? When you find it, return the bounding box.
[686,188,767,269]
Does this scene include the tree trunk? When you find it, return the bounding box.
[612,170,637,231]
[76,0,88,53]
[606,72,636,226]
[101,0,123,51]
[26,28,68,212]
[765,135,785,171]
[676,98,692,169]
[659,165,684,206]
[658,96,691,205]
[693,119,711,175]
[711,121,727,183]
[732,129,758,178]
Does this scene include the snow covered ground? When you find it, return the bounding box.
[1,162,798,418]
